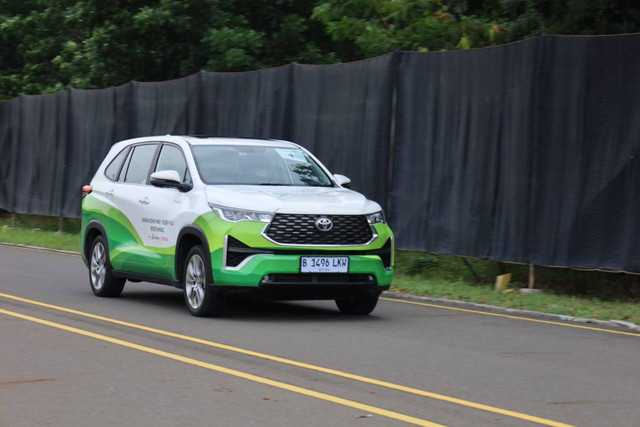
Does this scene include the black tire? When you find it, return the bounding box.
[89,235,125,297]
[335,295,379,315]
[183,245,225,317]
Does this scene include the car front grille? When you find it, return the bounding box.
[264,214,374,245]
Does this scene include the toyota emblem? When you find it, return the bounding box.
[314,216,333,232]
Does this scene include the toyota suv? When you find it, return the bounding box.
[81,136,393,316]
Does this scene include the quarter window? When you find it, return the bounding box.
[123,144,157,184]
[118,149,133,183]
[104,147,130,181]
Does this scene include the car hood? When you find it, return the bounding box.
[205,185,381,215]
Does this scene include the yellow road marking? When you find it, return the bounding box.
[0,308,442,427]
[380,297,640,337]
[0,292,572,427]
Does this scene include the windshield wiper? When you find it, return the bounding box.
[258,183,292,186]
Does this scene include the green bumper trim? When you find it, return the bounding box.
[82,201,394,287]
[214,253,393,288]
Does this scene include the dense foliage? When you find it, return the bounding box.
[0,0,339,97]
[1,0,639,99]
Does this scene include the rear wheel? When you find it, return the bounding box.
[335,295,379,315]
[89,236,125,297]
[183,245,225,317]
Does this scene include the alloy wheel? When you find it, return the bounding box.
[90,242,106,290]
[185,254,206,309]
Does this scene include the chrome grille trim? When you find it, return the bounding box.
[262,214,377,247]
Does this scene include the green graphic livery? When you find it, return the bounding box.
[82,195,393,287]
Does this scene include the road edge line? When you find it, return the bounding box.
[382,292,640,334]
[0,242,80,256]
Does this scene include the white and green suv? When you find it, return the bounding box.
[81,136,393,316]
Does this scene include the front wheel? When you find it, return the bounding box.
[183,245,225,317]
[335,295,379,315]
[89,236,125,297]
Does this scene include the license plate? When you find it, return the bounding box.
[300,256,349,273]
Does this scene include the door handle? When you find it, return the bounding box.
[139,197,149,205]
[105,190,115,198]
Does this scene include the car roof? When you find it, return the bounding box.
[179,136,297,148]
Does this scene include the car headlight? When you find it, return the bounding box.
[209,204,274,223]
[366,211,386,224]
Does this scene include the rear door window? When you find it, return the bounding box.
[123,144,157,184]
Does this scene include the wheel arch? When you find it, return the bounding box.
[84,220,111,268]
[176,225,212,287]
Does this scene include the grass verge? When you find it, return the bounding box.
[0,220,80,251]
[393,251,640,325]
[1,213,638,325]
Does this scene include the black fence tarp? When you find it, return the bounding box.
[0,98,15,214]
[197,67,291,139]
[390,39,540,265]
[1,34,639,272]
[12,92,69,216]
[290,55,395,208]
[530,36,640,271]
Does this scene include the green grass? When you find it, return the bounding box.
[393,251,640,325]
[0,212,81,251]
[1,212,638,325]
[0,224,80,252]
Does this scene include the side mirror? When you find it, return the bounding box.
[334,174,351,188]
[150,170,192,192]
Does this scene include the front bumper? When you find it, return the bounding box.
[193,212,394,297]
[215,250,393,287]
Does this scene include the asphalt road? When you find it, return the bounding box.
[0,245,638,427]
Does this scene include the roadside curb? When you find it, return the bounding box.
[1,242,638,332]
[0,241,81,256]
[383,291,640,333]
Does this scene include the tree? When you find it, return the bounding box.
[312,0,506,57]
[496,0,640,42]
[312,0,640,58]
[2,0,640,99]
[0,0,340,99]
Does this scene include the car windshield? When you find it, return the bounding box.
[191,145,334,187]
